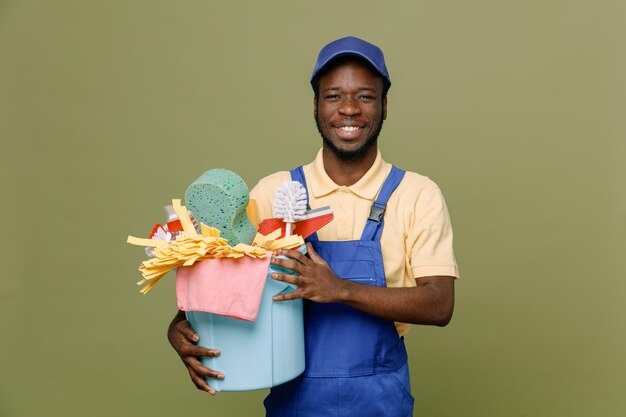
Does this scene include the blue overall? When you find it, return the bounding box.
[264,166,414,417]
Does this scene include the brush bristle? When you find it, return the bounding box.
[273,181,308,223]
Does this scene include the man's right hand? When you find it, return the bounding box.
[167,310,224,395]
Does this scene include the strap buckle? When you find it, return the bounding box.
[368,202,386,223]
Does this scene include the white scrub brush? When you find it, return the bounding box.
[273,181,308,236]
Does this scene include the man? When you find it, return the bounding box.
[168,36,459,416]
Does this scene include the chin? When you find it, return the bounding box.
[322,136,377,161]
[316,116,384,162]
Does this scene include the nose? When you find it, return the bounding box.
[338,97,361,116]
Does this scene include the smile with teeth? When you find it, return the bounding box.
[332,123,366,140]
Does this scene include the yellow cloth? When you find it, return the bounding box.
[250,149,459,335]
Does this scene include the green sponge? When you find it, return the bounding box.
[184,169,257,246]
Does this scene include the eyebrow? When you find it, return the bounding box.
[322,86,377,93]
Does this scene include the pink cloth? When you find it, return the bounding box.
[176,255,272,321]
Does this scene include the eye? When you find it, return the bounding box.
[325,94,340,100]
[358,95,375,101]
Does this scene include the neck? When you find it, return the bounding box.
[321,145,378,186]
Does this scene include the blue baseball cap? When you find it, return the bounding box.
[310,36,391,90]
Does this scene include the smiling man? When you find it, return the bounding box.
[313,54,387,163]
[168,36,459,416]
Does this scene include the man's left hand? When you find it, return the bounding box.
[270,242,348,303]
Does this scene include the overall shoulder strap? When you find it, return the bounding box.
[361,166,406,241]
[289,166,309,201]
[289,166,318,242]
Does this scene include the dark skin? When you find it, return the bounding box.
[314,59,387,185]
[167,310,223,395]
[167,58,455,395]
[271,243,454,325]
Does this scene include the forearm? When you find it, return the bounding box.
[270,246,456,326]
[336,277,455,326]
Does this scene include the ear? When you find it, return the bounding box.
[313,96,318,118]
[382,96,387,120]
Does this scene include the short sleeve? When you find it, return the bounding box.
[250,182,272,221]
[406,184,459,279]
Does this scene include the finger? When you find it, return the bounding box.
[169,322,202,354]
[277,248,311,265]
[176,319,200,342]
[175,322,222,358]
[273,289,304,301]
[185,356,225,380]
[270,256,305,275]
[270,272,300,286]
[305,242,326,264]
[187,366,217,395]
[182,344,221,359]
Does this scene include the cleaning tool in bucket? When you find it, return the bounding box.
[185,168,257,246]
[126,171,335,392]
[181,175,309,391]
[186,244,307,391]
[127,198,307,391]
[258,205,334,239]
[272,181,307,237]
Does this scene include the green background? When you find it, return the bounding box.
[1,1,624,416]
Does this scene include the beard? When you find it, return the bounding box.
[316,113,384,162]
